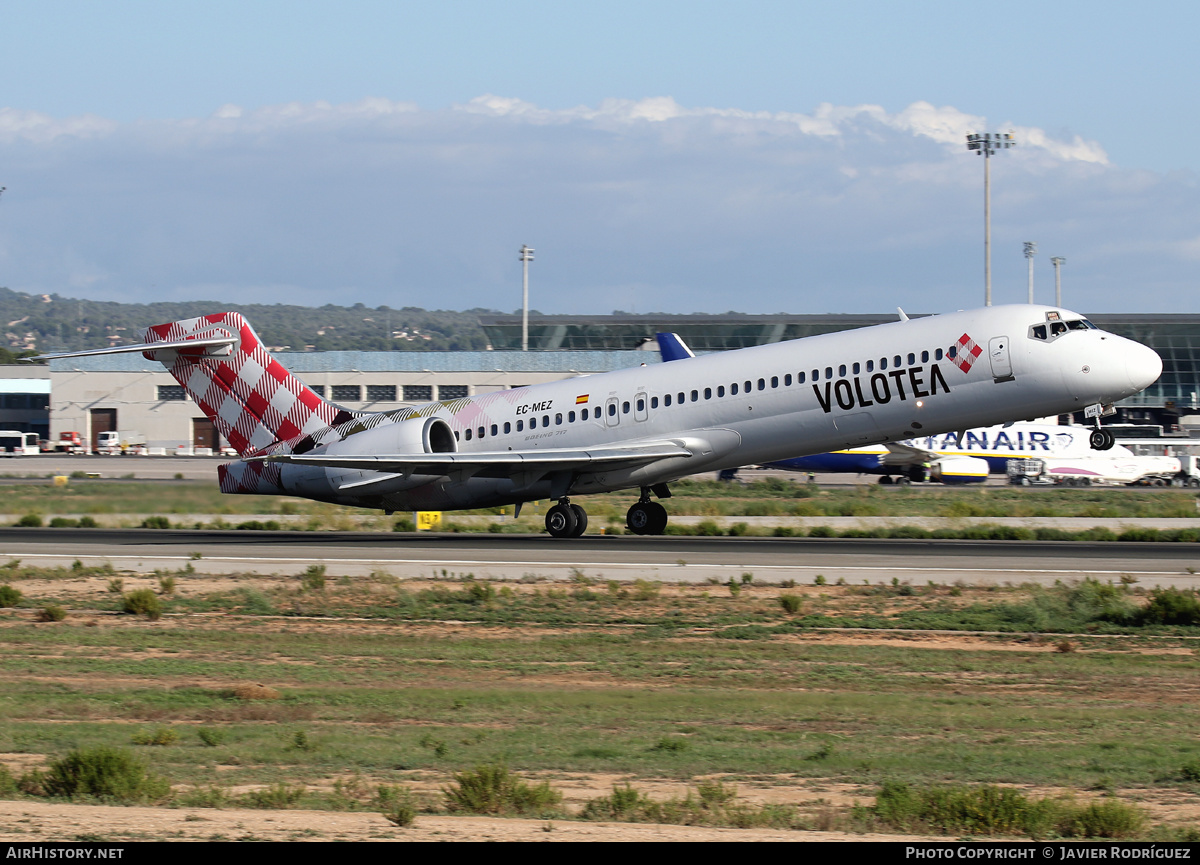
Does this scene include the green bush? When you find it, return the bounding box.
[379,785,418,827]
[242,783,306,809]
[779,594,804,614]
[141,516,171,529]
[15,514,42,528]
[1136,587,1200,625]
[0,584,22,607]
[867,782,1145,839]
[694,519,723,536]
[78,516,98,528]
[197,728,227,747]
[122,589,162,620]
[38,747,170,803]
[393,518,415,532]
[49,517,78,528]
[300,564,326,592]
[131,727,178,746]
[443,762,562,816]
[37,605,67,622]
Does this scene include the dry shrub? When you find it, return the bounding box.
[228,683,282,701]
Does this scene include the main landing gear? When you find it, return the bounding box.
[626,486,670,535]
[545,498,589,538]
[544,485,673,538]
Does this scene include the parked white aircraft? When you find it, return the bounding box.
[766,423,1135,484]
[34,304,1161,537]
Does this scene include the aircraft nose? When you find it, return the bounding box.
[1125,341,1162,392]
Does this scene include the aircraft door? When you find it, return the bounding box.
[988,336,1013,380]
[634,392,648,422]
[605,397,620,427]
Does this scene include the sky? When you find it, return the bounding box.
[0,0,1196,315]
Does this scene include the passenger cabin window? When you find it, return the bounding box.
[651,397,658,409]
[731,382,739,395]
[824,367,832,379]
[529,417,536,428]
[608,404,616,416]
[798,371,806,384]
[921,350,929,363]
[516,420,523,431]
[784,374,792,386]
[491,424,498,436]
[478,426,485,439]
[894,355,902,367]
[704,388,712,400]
[866,360,874,372]
[881,357,888,370]
[555,413,563,425]
[717,386,725,397]
[771,375,779,388]
[464,428,472,441]
[691,390,698,402]
[851,363,859,375]
[504,422,512,434]
[838,365,846,377]
[907,353,915,365]
[622,402,630,414]
[935,349,943,360]
[664,394,672,406]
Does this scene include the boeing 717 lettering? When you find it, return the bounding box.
[35,304,1161,537]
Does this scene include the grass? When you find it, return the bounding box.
[0,568,1198,837]
[1,478,1200,530]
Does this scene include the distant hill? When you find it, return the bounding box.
[0,288,500,361]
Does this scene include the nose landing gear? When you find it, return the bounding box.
[1089,428,1115,451]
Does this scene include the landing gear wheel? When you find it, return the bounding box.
[569,504,588,537]
[878,476,894,485]
[1089,428,1115,451]
[627,501,668,535]
[545,503,579,538]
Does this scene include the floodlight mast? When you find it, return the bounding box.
[1024,241,1038,303]
[966,132,1016,306]
[1051,256,1066,307]
[519,245,534,352]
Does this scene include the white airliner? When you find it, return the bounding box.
[34,304,1161,537]
[766,422,1135,484]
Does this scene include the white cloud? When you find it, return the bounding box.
[0,95,1188,314]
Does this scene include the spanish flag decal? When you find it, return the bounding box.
[576,394,589,404]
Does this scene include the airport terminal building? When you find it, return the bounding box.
[5,312,1196,452]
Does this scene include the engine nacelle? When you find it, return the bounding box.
[324,415,457,457]
[929,456,989,485]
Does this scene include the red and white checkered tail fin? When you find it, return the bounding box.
[143,312,347,457]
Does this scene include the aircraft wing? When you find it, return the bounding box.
[878,440,937,467]
[252,441,694,489]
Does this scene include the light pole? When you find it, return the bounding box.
[1050,256,1065,307]
[966,132,1016,306]
[518,245,534,352]
[1023,241,1037,303]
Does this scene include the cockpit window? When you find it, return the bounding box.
[1030,318,1097,342]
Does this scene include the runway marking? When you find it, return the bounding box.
[0,552,1186,577]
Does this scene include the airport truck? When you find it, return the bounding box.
[1008,454,1200,487]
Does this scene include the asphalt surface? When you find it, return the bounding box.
[3,527,1199,588]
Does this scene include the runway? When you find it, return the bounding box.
[2,527,1199,588]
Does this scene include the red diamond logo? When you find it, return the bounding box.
[952,333,982,373]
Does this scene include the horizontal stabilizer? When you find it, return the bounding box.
[27,335,238,361]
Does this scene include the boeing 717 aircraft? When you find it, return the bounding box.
[35,304,1161,538]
